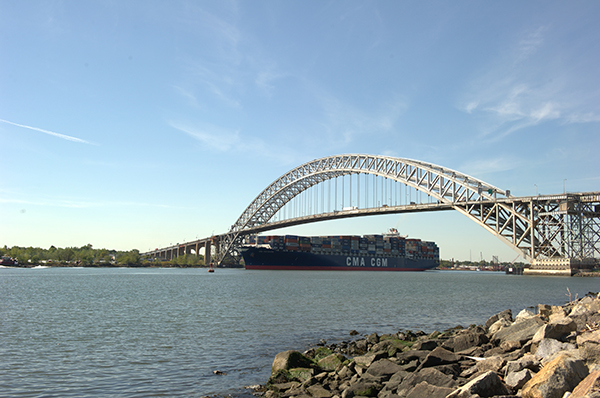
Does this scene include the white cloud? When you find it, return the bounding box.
[169,121,240,152]
[458,25,600,140]
[313,87,407,146]
[459,156,525,177]
[169,120,300,165]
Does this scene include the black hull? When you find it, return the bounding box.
[242,247,437,271]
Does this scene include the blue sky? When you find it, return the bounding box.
[1,1,599,261]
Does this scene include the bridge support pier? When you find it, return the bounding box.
[205,241,211,267]
[524,258,596,276]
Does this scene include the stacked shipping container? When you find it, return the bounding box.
[246,233,436,260]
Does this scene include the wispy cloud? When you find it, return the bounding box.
[458,25,600,141]
[169,121,240,151]
[0,118,95,145]
[313,87,407,146]
[459,156,526,177]
[169,120,300,164]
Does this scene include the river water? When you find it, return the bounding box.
[1,267,598,397]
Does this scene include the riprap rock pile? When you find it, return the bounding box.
[262,293,600,398]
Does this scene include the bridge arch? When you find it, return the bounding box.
[232,154,513,229]
[217,154,538,263]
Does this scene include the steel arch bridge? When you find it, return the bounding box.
[210,154,600,267]
[144,154,600,272]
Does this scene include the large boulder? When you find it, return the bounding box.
[341,379,382,398]
[271,350,314,373]
[318,353,346,372]
[396,367,457,396]
[446,370,510,398]
[515,308,537,322]
[569,369,600,398]
[416,346,459,370]
[521,353,589,398]
[378,370,408,396]
[492,316,545,344]
[461,355,506,378]
[535,338,577,359]
[505,354,541,376]
[485,309,513,330]
[568,296,600,317]
[354,352,386,369]
[443,327,489,353]
[306,384,334,398]
[538,304,567,323]
[505,368,534,391]
[531,318,577,343]
[365,359,403,380]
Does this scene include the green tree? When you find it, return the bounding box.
[117,250,140,266]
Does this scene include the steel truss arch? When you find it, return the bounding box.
[216,154,534,264]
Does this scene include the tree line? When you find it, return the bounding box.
[0,245,206,267]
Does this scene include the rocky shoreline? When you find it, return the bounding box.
[257,293,600,398]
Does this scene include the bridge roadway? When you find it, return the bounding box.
[142,154,600,275]
[143,201,454,264]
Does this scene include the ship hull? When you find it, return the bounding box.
[242,247,437,271]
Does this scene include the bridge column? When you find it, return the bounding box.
[205,241,211,266]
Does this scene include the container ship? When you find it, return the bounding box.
[241,229,439,271]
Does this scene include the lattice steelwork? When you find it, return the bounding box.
[213,154,599,265]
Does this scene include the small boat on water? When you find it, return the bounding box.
[0,256,18,266]
[208,263,215,273]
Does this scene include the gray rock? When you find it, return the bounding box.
[521,353,589,398]
[395,350,429,366]
[488,317,513,335]
[535,338,577,359]
[569,369,600,398]
[405,381,455,398]
[505,368,534,390]
[492,316,545,344]
[397,367,457,396]
[366,359,405,380]
[579,341,600,367]
[460,356,506,378]
[532,318,577,343]
[306,384,334,398]
[446,370,510,398]
[515,308,536,322]
[355,339,368,353]
[444,328,489,353]
[367,333,380,345]
[341,379,383,398]
[569,296,600,317]
[500,340,522,353]
[338,365,355,381]
[271,350,314,373]
[504,355,541,376]
[355,352,386,369]
[417,346,459,370]
[538,304,566,321]
[319,353,347,372]
[485,309,513,330]
[379,371,408,395]
[412,339,438,351]
[399,359,419,372]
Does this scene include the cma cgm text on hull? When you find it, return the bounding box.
[241,230,439,271]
